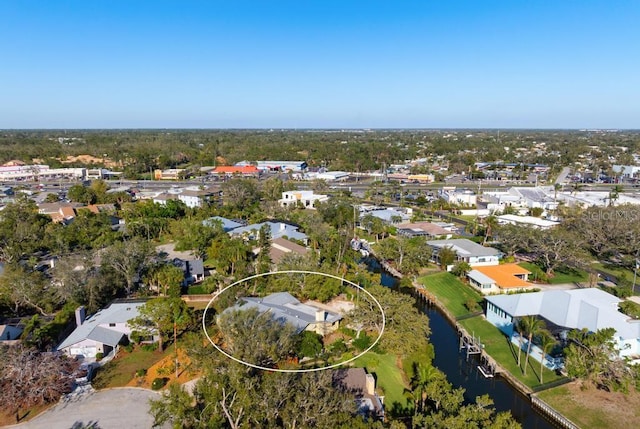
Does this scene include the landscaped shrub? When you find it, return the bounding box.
[329,338,348,356]
[141,343,158,352]
[130,330,143,344]
[352,333,372,351]
[151,377,168,390]
[136,368,147,377]
[123,343,134,353]
[95,352,104,360]
[464,298,481,312]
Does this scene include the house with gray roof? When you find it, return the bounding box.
[202,216,245,232]
[486,288,640,359]
[57,302,152,360]
[426,238,500,270]
[333,368,384,419]
[229,292,341,336]
[229,221,308,244]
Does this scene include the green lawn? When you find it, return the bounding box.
[518,262,588,284]
[354,352,409,412]
[535,385,640,429]
[418,272,483,317]
[459,316,565,390]
[93,346,172,389]
[592,262,636,286]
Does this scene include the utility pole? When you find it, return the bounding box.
[633,260,639,295]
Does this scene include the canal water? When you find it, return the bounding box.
[364,257,555,428]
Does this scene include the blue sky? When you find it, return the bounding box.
[1,1,638,128]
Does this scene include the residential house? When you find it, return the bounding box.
[152,192,180,206]
[396,221,453,239]
[202,216,245,232]
[333,368,384,419]
[485,288,640,359]
[467,264,533,295]
[229,221,309,244]
[279,190,328,209]
[269,237,310,265]
[427,239,500,270]
[360,207,412,224]
[177,187,221,208]
[57,302,152,359]
[496,214,559,230]
[38,202,81,224]
[172,258,205,285]
[230,292,342,336]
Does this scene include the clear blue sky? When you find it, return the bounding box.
[1,1,639,129]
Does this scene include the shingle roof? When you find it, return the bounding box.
[231,292,341,333]
[57,302,145,350]
[427,239,500,257]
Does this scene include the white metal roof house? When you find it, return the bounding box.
[57,302,151,359]
[229,221,309,244]
[229,292,342,336]
[426,239,500,270]
[496,214,560,230]
[485,289,640,359]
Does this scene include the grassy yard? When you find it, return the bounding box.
[93,346,174,389]
[418,272,483,317]
[537,383,640,429]
[459,316,565,390]
[592,262,636,286]
[354,352,409,412]
[518,262,589,284]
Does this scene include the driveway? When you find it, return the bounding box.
[8,387,168,429]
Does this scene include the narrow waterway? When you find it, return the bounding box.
[366,259,556,428]
[423,304,554,429]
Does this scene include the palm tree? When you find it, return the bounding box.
[609,184,623,206]
[519,316,546,375]
[482,215,498,245]
[538,331,557,383]
[407,363,440,415]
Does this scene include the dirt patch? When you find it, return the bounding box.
[59,154,120,167]
[558,381,640,429]
[127,348,196,389]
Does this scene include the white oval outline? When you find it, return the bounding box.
[202,270,386,373]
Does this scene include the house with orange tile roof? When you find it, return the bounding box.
[467,263,533,294]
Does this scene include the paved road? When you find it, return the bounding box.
[555,166,571,185]
[8,387,167,429]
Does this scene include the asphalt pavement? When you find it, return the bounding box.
[7,387,168,429]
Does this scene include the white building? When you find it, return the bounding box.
[486,288,640,360]
[57,302,151,359]
[613,165,640,178]
[427,239,500,270]
[279,190,328,209]
[0,165,86,181]
[496,214,560,230]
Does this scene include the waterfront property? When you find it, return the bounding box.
[467,263,533,295]
[426,238,500,270]
[230,292,342,336]
[228,221,309,244]
[485,288,640,360]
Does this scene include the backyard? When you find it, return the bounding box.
[354,352,409,414]
[418,272,483,317]
[458,316,566,389]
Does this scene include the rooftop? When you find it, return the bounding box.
[486,288,640,340]
[427,238,500,257]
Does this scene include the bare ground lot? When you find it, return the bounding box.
[537,381,640,429]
